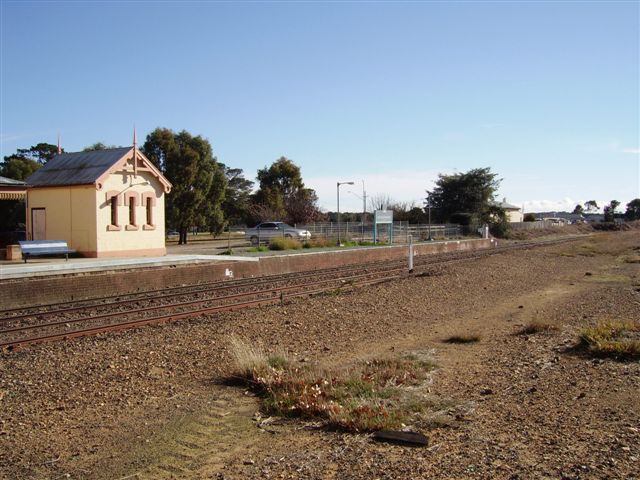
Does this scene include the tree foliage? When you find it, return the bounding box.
[368,193,392,212]
[603,200,620,222]
[572,204,584,215]
[83,142,120,151]
[0,156,41,181]
[142,128,227,244]
[625,198,640,221]
[251,157,320,225]
[1,142,62,181]
[426,167,502,227]
[584,200,599,213]
[15,143,60,164]
[220,165,254,225]
[523,213,537,222]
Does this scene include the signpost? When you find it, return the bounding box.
[373,210,393,244]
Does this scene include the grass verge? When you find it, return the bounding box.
[579,320,640,359]
[228,338,441,432]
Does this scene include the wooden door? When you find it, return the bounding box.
[32,208,46,240]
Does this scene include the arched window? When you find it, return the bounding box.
[105,191,122,231]
[124,193,140,231]
[142,192,157,230]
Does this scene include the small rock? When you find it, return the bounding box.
[244,459,255,465]
[480,388,493,395]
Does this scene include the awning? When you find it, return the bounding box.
[0,191,26,200]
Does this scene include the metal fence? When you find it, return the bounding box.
[295,222,462,244]
[509,220,564,230]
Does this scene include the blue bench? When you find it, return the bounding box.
[18,240,76,263]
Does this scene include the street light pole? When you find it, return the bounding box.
[337,181,354,245]
[428,203,432,241]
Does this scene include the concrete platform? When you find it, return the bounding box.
[0,254,258,280]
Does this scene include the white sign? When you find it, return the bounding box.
[374,210,393,224]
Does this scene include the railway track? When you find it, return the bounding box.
[0,236,584,350]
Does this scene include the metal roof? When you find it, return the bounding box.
[26,147,132,187]
[0,175,26,186]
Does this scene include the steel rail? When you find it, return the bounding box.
[0,267,398,336]
[0,235,583,320]
[0,235,585,350]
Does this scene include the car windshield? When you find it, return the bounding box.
[278,223,293,229]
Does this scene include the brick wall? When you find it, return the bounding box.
[0,239,494,309]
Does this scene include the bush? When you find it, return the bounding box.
[523,213,536,222]
[269,237,303,251]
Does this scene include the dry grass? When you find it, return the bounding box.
[228,338,442,432]
[517,320,559,335]
[303,237,336,249]
[269,238,303,251]
[579,320,640,359]
[444,333,481,344]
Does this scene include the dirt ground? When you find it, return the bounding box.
[1,230,639,479]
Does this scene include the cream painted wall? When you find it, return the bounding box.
[96,170,166,256]
[506,210,524,223]
[27,186,97,252]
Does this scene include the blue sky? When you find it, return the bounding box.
[1,1,638,213]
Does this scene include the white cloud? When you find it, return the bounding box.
[621,148,640,154]
[306,170,440,212]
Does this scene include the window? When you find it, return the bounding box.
[129,201,135,226]
[142,192,156,230]
[125,193,139,231]
[106,191,122,231]
[146,197,153,226]
[111,197,118,226]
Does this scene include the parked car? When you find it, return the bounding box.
[245,222,311,245]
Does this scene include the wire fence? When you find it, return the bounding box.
[294,222,462,244]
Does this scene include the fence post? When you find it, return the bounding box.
[408,234,414,273]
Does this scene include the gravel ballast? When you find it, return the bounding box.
[1,231,639,479]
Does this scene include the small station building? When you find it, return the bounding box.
[494,198,524,223]
[25,146,172,257]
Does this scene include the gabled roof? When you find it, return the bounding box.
[492,200,521,211]
[26,147,171,193]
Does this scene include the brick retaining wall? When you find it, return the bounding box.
[0,239,494,309]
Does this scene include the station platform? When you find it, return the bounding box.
[0,254,257,280]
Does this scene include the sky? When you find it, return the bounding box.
[1,1,638,214]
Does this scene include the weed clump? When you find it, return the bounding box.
[228,339,442,432]
[579,320,640,359]
[517,320,559,335]
[444,334,481,344]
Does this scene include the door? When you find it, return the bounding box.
[32,208,46,240]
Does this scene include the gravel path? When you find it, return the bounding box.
[1,231,638,479]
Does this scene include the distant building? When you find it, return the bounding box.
[534,212,585,224]
[25,146,171,257]
[493,198,523,223]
